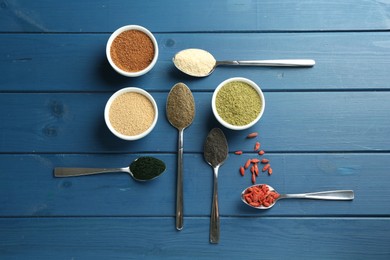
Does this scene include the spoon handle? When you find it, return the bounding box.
[54,167,127,177]
[281,190,354,200]
[217,59,315,67]
[175,129,184,231]
[210,166,220,244]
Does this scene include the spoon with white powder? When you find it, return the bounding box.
[173,48,315,77]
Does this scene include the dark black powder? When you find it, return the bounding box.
[203,128,228,167]
[130,157,166,181]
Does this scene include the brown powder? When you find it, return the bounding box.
[109,92,155,136]
[110,30,155,72]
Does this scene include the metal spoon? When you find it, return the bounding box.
[173,48,315,77]
[241,184,354,210]
[203,128,228,244]
[54,156,166,182]
[166,83,195,231]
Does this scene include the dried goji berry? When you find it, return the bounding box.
[268,167,273,175]
[262,164,271,172]
[251,158,260,164]
[254,142,260,151]
[261,158,269,164]
[254,164,259,176]
[234,150,243,155]
[247,132,258,139]
[258,150,265,155]
[244,159,251,169]
[239,166,245,176]
[251,173,256,184]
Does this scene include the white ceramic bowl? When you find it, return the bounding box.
[106,25,159,77]
[212,77,265,130]
[104,87,158,140]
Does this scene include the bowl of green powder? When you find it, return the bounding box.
[212,77,265,130]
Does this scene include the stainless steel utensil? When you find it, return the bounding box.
[54,157,166,182]
[173,48,315,77]
[241,184,354,209]
[166,83,195,231]
[203,128,228,244]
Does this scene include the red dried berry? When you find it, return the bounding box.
[254,142,260,151]
[262,164,271,172]
[251,158,260,164]
[258,150,265,155]
[261,159,269,164]
[234,150,243,155]
[244,159,251,169]
[247,132,258,139]
[239,166,245,176]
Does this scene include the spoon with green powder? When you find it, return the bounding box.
[204,128,228,244]
[54,157,166,181]
[173,48,315,77]
[166,82,195,231]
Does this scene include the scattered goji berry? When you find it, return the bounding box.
[254,163,259,176]
[251,158,260,164]
[258,150,265,155]
[234,150,243,155]
[262,164,271,172]
[247,132,258,139]
[254,142,260,151]
[251,173,256,184]
[261,158,269,164]
[268,167,273,175]
[244,159,251,169]
[239,166,245,176]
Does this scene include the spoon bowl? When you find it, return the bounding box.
[166,82,195,231]
[54,156,166,182]
[173,48,316,77]
[241,184,354,210]
[204,128,228,244]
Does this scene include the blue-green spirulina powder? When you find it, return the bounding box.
[216,81,262,126]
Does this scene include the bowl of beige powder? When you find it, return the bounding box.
[104,87,158,140]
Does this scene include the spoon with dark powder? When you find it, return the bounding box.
[166,82,195,231]
[203,128,228,244]
[54,157,166,181]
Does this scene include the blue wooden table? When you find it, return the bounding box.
[1,1,390,259]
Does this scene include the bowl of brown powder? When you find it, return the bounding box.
[212,77,265,130]
[106,25,158,77]
[104,87,158,140]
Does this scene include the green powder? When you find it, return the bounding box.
[215,81,262,126]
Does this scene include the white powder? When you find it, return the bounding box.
[173,49,216,77]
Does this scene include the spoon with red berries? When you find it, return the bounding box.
[241,184,354,209]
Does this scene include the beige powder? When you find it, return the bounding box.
[109,92,155,136]
[173,49,216,77]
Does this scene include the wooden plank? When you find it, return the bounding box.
[0,92,389,153]
[0,1,389,32]
[1,32,390,92]
[1,217,389,259]
[0,153,387,216]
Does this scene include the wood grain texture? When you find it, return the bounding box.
[1,0,390,258]
[1,0,390,32]
[0,153,387,216]
[1,33,390,91]
[0,92,389,153]
[1,217,390,259]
